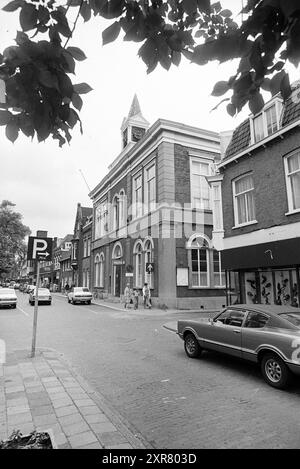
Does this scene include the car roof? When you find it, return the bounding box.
[227,304,300,316]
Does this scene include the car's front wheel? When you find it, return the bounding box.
[261,353,291,389]
[184,333,202,358]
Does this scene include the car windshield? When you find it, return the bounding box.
[74,287,90,292]
[279,313,300,327]
[38,289,49,293]
[0,289,14,294]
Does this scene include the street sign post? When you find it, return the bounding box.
[27,236,53,357]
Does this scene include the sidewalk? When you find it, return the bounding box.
[0,348,149,449]
[55,292,219,316]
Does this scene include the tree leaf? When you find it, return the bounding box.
[67,108,78,128]
[38,70,59,89]
[80,1,92,22]
[2,0,23,12]
[220,9,232,17]
[227,102,236,116]
[0,110,12,126]
[66,47,87,61]
[182,0,198,16]
[249,91,264,115]
[73,83,93,94]
[211,80,230,96]
[71,92,83,111]
[19,3,38,32]
[6,121,19,143]
[102,21,121,45]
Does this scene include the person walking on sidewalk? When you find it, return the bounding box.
[142,283,151,309]
[124,283,131,309]
[133,289,139,310]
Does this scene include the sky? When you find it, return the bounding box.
[0,0,299,239]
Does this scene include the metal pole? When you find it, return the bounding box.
[31,260,40,358]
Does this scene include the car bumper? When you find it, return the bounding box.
[32,298,51,303]
[73,297,92,302]
[0,299,17,306]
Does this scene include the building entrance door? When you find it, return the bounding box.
[114,265,121,297]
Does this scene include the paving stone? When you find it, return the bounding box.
[97,431,128,447]
[31,405,54,417]
[7,405,30,415]
[25,386,45,394]
[41,377,59,383]
[7,422,35,436]
[53,432,68,446]
[107,443,133,449]
[74,398,95,408]
[33,413,58,427]
[5,386,25,394]
[84,413,109,424]
[78,405,100,416]
[55,405,78,417]
[63,421,90,437]
[43,382,62,390]
[6,391,27,401]
[67,391,89,399]
[52,398,73,409]
[49,392,70,401]
[89,422,117,434]
[7,411,33,426]
[6,397,29,407]
[68,431,98,448]
[58,412,85,427]
[27,396,52,406]
[78,441,103,449]
[58,442,71,449]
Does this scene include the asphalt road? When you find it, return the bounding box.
[1,291,300,448]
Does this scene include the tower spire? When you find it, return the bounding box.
[128,94,141,118]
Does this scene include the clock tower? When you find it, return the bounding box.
[121,95,150,151]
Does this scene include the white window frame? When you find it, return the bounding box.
[212,250,225,288]
[119,190,126,227]
[132,172,143,219]
[250,98,283,144]
[284,150,300,215]
[190,156,213,210]
[112,194,119,231]
[232,173,257,228]
[144,237,154,289]
[95,253,105,288]
[211,182,224,232]
[134,240,143,288]
[144,161,156,213]
[95,199,108,239]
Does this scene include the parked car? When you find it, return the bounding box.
[0,288,17,309]
[68,287,92,305]
[29,288,52,306]
[177,304,300,389]
[26,285,36,294]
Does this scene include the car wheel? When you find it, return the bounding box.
[184,333,202,358]
[88,300,91,305]
[261,353,291,389]
[12,305,16,309]
[68,298,70,303]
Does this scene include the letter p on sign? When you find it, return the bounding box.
[27,236,53,261]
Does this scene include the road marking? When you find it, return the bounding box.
[17,305,29,317]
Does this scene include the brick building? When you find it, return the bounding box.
[211,84,300,307]
[71,203,92,287]
[89,96,228,309]
[52,234,73,291]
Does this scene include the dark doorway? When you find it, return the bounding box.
[114,265,121,297]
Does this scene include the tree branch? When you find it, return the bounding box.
[63,0,84,49]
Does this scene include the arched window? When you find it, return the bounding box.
[112,195,119,231]
[144,237,154,288]
[95,253,105,288]
[134,241,143,288]
[187,234,211,287]
[112,242,122,259]
[119,190,125,227]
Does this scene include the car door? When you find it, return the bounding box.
[241,310,270,361]
[203,308,247,358]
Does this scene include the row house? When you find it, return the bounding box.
[210,83,300,307]
[52,234,73,290]
[70,203,92,287]
[89,96,230,309]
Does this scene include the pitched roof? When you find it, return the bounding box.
[224,83,300,160]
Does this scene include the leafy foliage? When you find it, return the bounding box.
[1,0,300,145]
[0,200,30,276]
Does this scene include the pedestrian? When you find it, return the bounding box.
[65,283,70,295]
[124,283,131,309]
[133,289,139,310]
[142,283,151,309]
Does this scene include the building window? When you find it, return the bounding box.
[285,152,300,212]
[213,250,225,287]
[119,190,126,227]
[212,184,223,231]
[134,241,143,288]
[144,238,154,288]
[112,195,119,231]
[144,163,156,212]
[95,200,108,239]
[112,243,122,260]
[95,253,104,288]
[251,101,282,143]
[133,173,143,218]
[87,238,91,256]
[83,238,88,257]
[191,159,212,210]
[190,236,209,287]
[233,174,256,226]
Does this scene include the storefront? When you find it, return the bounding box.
[223,238,300,307]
